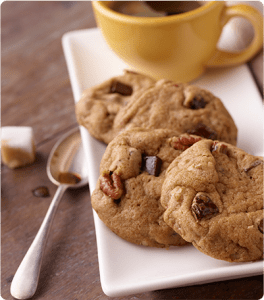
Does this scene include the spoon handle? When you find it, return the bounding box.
[10,184,68,299]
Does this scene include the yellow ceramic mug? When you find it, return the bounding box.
[92,1,263,82]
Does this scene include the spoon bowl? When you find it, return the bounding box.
[11,127,88,299]
[47,127,88,188]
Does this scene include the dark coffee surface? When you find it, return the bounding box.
[111,1,202,17]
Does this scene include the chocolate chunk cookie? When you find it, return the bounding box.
[75,70,156,144]
[114,80,237,145]
[161,139,263,262]
[91,128,202,248]
[76,72,237,146]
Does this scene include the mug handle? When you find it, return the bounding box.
[206,4,263,67]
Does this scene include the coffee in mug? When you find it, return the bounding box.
[110,1,204,17]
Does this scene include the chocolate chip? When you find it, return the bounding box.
[187,123,217,140]
[110,81,133,96]
[142,155,162,176]
[189,97,207,109]
[244,160,263,173]
[192,194,219,221]
[32,186,50,198]
[258,219,263,234]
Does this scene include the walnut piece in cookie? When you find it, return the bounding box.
[100,171,124,200]
[170,134,202,151]
[161,139,263,262]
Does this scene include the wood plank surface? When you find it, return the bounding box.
[1,2,263,300]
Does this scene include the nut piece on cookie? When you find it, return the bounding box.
[99,171,124,200]
[170,134,202,151]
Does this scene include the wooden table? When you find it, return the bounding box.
[1,2,263,300]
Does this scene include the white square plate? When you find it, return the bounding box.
[62,28,263,297]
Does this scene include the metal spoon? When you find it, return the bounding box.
[10,127,88,299]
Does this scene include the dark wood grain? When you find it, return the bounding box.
[1,2,263,300]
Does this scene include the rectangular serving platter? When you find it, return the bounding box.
[62,27,263,297]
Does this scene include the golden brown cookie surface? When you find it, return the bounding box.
[76,72,237,145]
[114,80,238,145]
[92,128,202,248]
[75,70,156,144]
[161,139,263,262]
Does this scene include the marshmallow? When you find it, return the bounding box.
[1,126,36,169]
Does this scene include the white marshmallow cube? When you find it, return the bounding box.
[1,126,36,169]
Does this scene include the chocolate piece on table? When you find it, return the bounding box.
[32,186,50,198]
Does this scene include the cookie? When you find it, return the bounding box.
[75,70,156,144]
[161,139,263,262]
[91,128,202,248]
[114,80,237,145]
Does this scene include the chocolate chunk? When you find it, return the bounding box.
[110,81,133,96]
[189,97,207,109]
[244,160,263,173]
[187,123,217,140]
[142,155,162,176]
[192,194,219,221]
[32,186,50,198]
[258,219,263,234]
